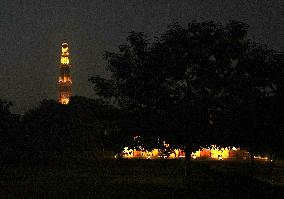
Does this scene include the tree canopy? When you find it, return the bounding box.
[90,20,283,159]
[21,96,117,165]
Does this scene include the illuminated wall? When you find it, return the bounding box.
[120,136,253,160]
[121,143,249,160]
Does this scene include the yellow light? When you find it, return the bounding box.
[62,47,68,53]
[59,76,71,83]
[58,77,72,83]
[170,152,176,158]
[164,143,170,147]
[61,42,70,65]
[122,147,134,158]
[191,150,201,159]
[62,43,69,53]
[232,146,238,150]
[60,98,69,104]
[62,43,68,47]
[61,56,69,65]
[152,149,159,157]
[210,145,229,159]
[119,143,249,160]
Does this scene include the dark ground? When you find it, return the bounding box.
[0,159,283,199]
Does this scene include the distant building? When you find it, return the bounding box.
[120,136,251,160]
[121,144,250,160]
[58,42,72,104]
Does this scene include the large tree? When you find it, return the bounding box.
[90,20,282,187]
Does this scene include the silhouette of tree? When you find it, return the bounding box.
[21,97,118,166]
[0,99,21,166]
[22,99,73,165]
[222,46,284,169]
[67,96,120,158]
[90,20,283,187]
[269,51,284,160]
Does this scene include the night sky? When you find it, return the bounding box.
[0,0,283,114]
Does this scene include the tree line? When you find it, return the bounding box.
[0,20,283,187]
[0,96,118,167]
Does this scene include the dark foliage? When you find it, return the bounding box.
[90,20,284,185]
[19,96,117,166]
[0,100,21,166]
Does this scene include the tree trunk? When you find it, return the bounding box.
[185,145,192,190]
[249,152,255,176]
[268,152,275,174]
[250,153,254,166]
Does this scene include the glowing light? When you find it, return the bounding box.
[119,137,251,160]
[163,141,170,148]
[191,150,201,158]
[134,135,140,140]
[58,42,71,105]
[210,146,229,159]
[61,43,69,54]
[122,147,134,158]
[152,149,159,157]
[58,76,72,83]
[253,155,270,161]
[60,98,69,104]
[232,146,238,150]
[62,48,69,54]
[61,56,69,65]
[61,43,70,64]
[120,145,247,159]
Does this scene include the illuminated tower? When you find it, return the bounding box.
[58,42,72,104]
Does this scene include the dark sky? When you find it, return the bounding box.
[0,0,283,113]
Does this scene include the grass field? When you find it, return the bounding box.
[0,159,283,198]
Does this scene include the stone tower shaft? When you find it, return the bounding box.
[58,42,72,104]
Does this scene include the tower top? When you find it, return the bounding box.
[61,42,70,65]
[62,42,68,48]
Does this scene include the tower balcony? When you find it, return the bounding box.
[61,56,70,65]
[58,80,72,85]
[58,76,72,84]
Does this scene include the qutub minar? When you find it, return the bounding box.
[58,42,72,104]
